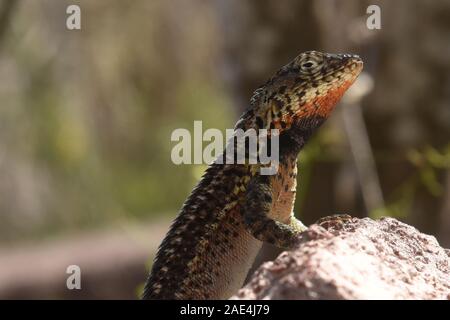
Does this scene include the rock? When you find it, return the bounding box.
[232,216,450,300]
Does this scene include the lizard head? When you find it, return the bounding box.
[235,51,363,135]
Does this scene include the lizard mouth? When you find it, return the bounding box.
[320,55,363,85]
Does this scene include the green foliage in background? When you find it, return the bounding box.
[0,1,234,242]
[371,144,450,219]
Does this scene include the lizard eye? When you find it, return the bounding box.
[301,61,317,70]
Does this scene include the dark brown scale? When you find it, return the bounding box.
[285,95,291,103]
[274,98,284,109]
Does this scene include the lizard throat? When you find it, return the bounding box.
[278,79,357,156]
[292,78,356,122]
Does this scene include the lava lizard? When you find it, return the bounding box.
[143,50,363,299]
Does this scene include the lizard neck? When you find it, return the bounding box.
[278,116,326,158]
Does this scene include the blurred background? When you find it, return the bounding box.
[0,0,448,299]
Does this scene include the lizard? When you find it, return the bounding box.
[142,50,363,299]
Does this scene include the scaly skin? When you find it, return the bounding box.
[143,51,363,299]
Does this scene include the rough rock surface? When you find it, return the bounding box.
[232,217,450,300]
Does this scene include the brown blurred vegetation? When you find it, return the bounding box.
[0,0,448,298]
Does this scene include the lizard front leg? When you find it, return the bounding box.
[243,174,307,249]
